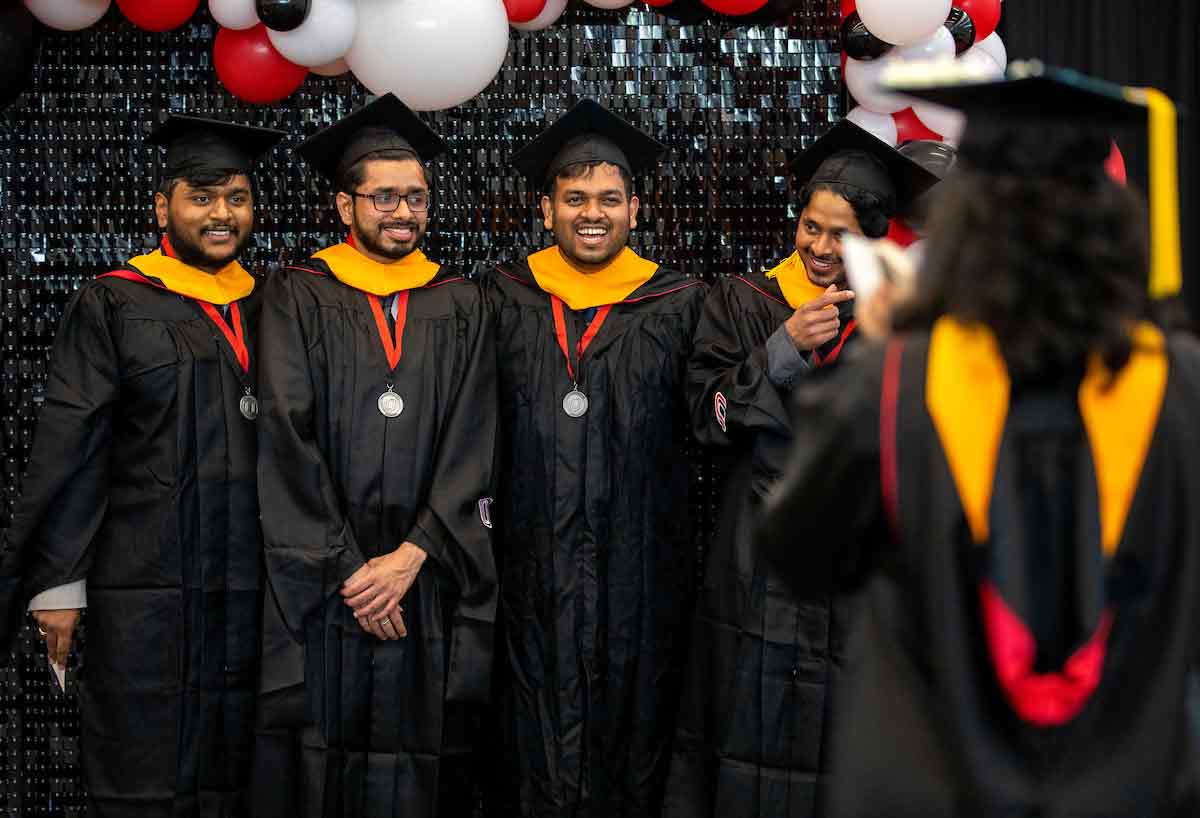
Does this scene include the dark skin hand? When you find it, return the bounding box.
[785,285,856,351]
[32,608,81,667]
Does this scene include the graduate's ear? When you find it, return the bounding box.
[540,194,554,231]
[628,194,640,231]
[154,191,169,230]
[335,191,354,228]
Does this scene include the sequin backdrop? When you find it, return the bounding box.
[0,3,843,811]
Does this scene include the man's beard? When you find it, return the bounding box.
[167,221,251,271]
[354,214,425,261]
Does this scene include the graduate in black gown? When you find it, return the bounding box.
[663,121,938,818]
[483,100,708,818]
[761,65,1200,816]
[0,115,285,816]
[252,94,497,818]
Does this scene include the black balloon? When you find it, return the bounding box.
[841,11,893,61]
[944,7,976,55]
[898,140,958,178]
[648,0,717,25]
[0,5,37,111]
[256,0,310,32]
[898,139,958,228]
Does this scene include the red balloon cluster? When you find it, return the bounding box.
[505,0,546,24]
[116,0,200,32]
[213,24,308,105]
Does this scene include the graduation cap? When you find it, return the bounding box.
[148,114,286,181]
[790,119,942,214]
[881,59,1183,298]
[510,99,666,189]
[295,93,449,184]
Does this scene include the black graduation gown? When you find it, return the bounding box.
[0,270,262,817]
[663,274,858,818]
[483,257,707,818]
[252,257,498,818]
[760,330,1200,817]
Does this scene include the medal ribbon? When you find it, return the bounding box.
[198,301,249,374]
[367,291,410,371]
[550,296,613,383]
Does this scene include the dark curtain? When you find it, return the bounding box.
[1002,0,1199,319]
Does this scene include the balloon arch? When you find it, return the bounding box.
[7,0,811,111]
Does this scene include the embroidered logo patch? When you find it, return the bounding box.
[714,391,728,433]
[478,498,494,529]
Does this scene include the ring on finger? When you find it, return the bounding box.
[37,625,48,638]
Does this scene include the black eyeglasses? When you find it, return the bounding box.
[350,190,430,213]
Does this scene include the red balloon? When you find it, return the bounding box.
[1105,140,1127,186]
[214,24,308,105]
[841,0,856,17]
[893,108,942,143]
[505,0,545,23]
[116,0,199,32]
[700,0,769,13]
[953,0,1001,41]
[887,218,918,248]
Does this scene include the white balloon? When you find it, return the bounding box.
[889,26,955,64]
[209,0,260,30]
[956,45,1005,80]
[856,0,951,46]
[912,101,965,144]
[512,0,567,31]
[845,56,909,115]
[846,106,898,147]
[24,0,110,31]
[975,32,1007,69]
[347,0,510,112]
[268,0,357,68]
[581,0,634,7]
[312,57,350,77]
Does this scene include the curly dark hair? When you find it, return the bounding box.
[797,181,891,239]
[893,125,1151,383]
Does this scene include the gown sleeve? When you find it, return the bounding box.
[404,286,499,702]
[0,284,119,654]
[686,280,792,447]
[256,269,367,638]
[758,344,889,596]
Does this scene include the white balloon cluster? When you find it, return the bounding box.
[25,0,524,111]
[845,1,1007,147]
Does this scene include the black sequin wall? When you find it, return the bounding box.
[0,2,842,811]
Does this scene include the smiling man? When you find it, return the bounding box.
[0,114,284,817]
[483,100,708,818]
[664,120,939,818]
[252,93,497,818]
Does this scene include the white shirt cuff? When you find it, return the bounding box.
[28,580,87,611]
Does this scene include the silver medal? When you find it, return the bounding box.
[239,392,259,421]
[378,388,405,418]
[562,389,589,418]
